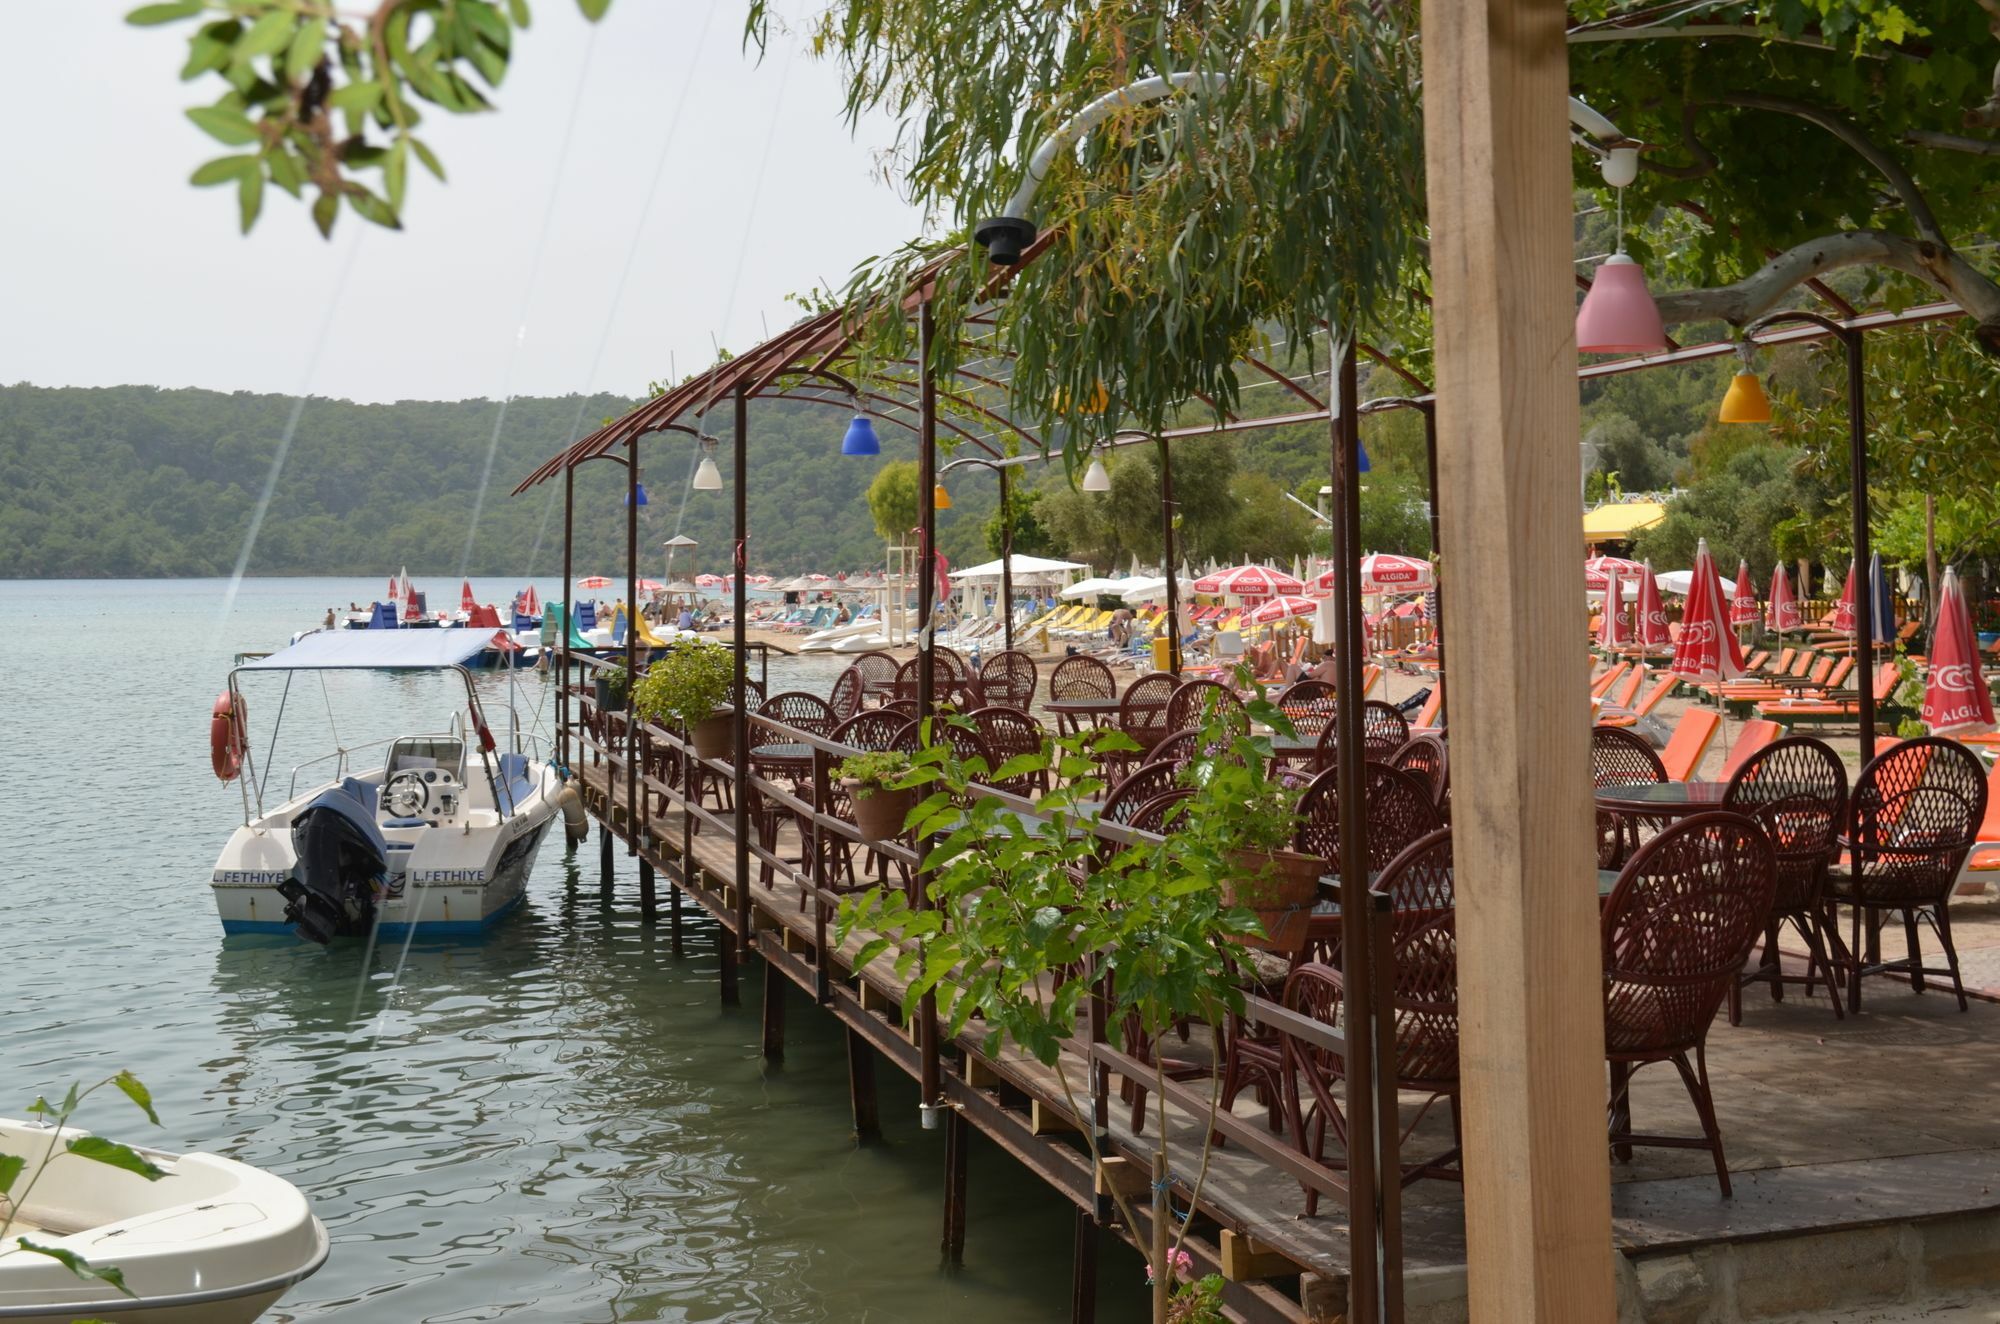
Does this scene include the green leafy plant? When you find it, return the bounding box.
[129,0,616,235]
[629,640,733,730]
[834,750,915,800]
[598,662,629,696]
[1,1072,166,1299]
[839,680,1294,1321]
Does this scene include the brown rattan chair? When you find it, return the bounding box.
[1722,736,1847,1022]
[1100,761,1184,826]
[1049,655,1117,734]
[1282,828,1462,1213]
[1294,763,1442,874]
[1360,700,1410,761]
[1110,673,1179,773]
[1602,810,1776,1196]
[1277,679,1338,740]
[847,650,899,703]
[827,665,865,722]
[1166,678,1249,739]
[968,706,1049,796]
[1389,734,1449,815]
[759,691,836,739]
[833,709,910,753]
[1127,788,1194,834]
[1594,723,1669,867]
[980,649,1040,709]
[1826,737,1986,1012]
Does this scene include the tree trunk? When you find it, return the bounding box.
[1927,494,1941,629]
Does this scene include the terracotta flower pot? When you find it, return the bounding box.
[1222,848,1324,954]
[691,711,734,760]
[846,779,916,844]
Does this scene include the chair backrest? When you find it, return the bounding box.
[1361,664,1383,698]
[1658,707,1723,782]
[1821,656,1856,692]
[1632,674,1681,718]
[849,650,900,691]
[1724,736,1846,914]
[1166,678,1249,737]
[1612,664,1648,709]
[1718,719,1783,781]
[1601,811,1777,1053]
[1805,654,1835,686]
[828,665,865,721]
[1278,679,1339,738]
[1050,655,1117,702]
[1413,684,1445,731]
[1119,673,1180,744]
[1372,828,1459,1088]
[981,650,1040,709]
[1294,762,1442,872]
[935,646,970,682]
[1592,724,1668,788]
[1390,734,1450,808]
[833,708,913,753]
[1871,661,1900,702]
[1847,737,1987,905]
[1590,660,1630,699]
[761,690,836,738]
[1360,700,1411,760]
[968,706,1048,795]
[1978,758,2000,845]
[1102,761,1183,826]
[893,658,923,701]
[1128,788,1195,834]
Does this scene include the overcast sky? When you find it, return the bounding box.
[1,2,927,405]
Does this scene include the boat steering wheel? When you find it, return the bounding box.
[383,771,431,819]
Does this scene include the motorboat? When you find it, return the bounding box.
[209,630,562,943]
[0,1117,327,1323]
[829,631,893,653]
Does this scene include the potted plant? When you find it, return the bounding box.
[629,639,736,757]
[835,749,917,843]
[594,662,629,712]
[1213,780,1318,953]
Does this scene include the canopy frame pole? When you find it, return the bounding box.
[1157,436,1182,675]
[916,299,944,1126]
[1746,310,1874,762]
[999,466,1015,652]
[560,461,573,770]
[625,433,640,857]
[731,384,751,999]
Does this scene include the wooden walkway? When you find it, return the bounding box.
[567,711,2000,1324]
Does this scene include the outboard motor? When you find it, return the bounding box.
[279,780,389,943]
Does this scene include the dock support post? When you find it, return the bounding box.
[846,1028,879,1141]
[730,383,751,993]
[668,880,683,955]
[598,824,612,887]
[941,1105,969,1265]
[761,957,786,1063]
[1069,1206,1097,1324]
[1420,0,1619,1316]
[638,858,656,923]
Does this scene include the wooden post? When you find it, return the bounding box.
[761,957,785,1062]
[638,858,656,923]
[1070,1205,1098,1324]
[942,1106,969,1265]
[598,823,612,887]
[1420,1,1618,1319]
[845,1027,880,1140]
[668,880,683,955]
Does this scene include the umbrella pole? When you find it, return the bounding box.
[1158,437,1181,675]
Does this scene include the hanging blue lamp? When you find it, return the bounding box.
[1357,438,1372,474]
[624,482,649,507]
[842,412,880,456]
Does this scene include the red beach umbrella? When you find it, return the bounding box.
[1767,564,1802,634]
[1598,564,1631,649]
[1831,560,1857,634]
[1922,567,1995,736]
[1635,561,1672,649]
[1670,539,1745,683]
[1243,594,1319,625]
[1192,564,1305,598]
[1730,559,1759,626]
[1321,553,1433,594]
[1584,555,1643,593]
[577,575,613,591]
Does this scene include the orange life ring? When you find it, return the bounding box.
[211,691,247,782]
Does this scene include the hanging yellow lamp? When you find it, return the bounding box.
[933,483,953,510]
[1718,342,1772,424]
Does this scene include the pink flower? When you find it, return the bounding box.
[1146,1248,1195,1284]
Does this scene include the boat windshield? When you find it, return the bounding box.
[384,736,466,783]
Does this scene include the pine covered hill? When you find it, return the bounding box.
[0,384,1012,579]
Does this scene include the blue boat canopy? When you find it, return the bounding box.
[241,629,505,671]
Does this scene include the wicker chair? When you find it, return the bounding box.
[1277,679,1338,740]
[968,706,1049,796]
[1360,700,1411,761]
[1602,811,1776,1196]
[1166,678,1250,739]
[1128,788,1194,834]
[1722,736,1848,1022]
[1294,763,1443,874]
[1049,655,1117,733]
[832,709,911,754]
[1144,727,1243,778]
[1110,673,1179,774]
[847,650,900,703]
[825,710,918,891]
[827,665,865,722]
[1101,761,1184,826]
[1593,724,1669,867]
[758,691,835,739]
[980,650,1040,710]
[1283,828,1462,1213]
[1390,734,1450,817]
[1826,737,1986,1012]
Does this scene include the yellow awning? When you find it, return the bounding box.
[1582,500,1666,540]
